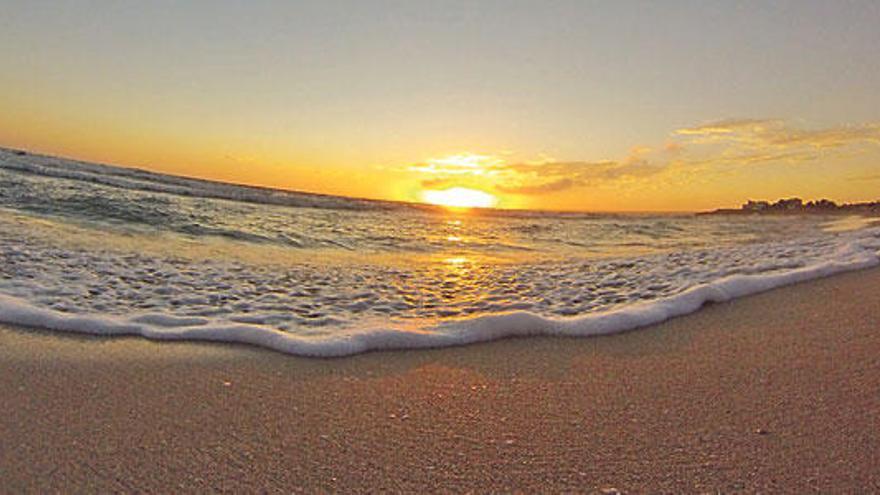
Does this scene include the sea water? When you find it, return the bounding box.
[1,147,878,356]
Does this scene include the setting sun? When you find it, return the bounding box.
[421,187,498,209]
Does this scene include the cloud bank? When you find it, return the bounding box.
[406,119,880,197]
[676,118,880,150]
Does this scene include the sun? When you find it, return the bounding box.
[421,187,498,209]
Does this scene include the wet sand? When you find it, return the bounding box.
[2,268,880,493]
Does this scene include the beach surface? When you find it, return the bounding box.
[2,268,880,493]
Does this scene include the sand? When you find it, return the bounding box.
[2,268,880,493]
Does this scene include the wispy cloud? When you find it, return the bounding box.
[407,153,503,177]
[496,177,576,195]
[676,118,880,150]
[494,159,669,195]
[403,118,880,197]
[848,173,880,182]
[420,177,456,189]
[670,118,880,178]
[676,118,783,137]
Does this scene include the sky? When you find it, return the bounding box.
[1,0,879,211]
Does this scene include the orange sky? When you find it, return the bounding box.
[2,2,879,211]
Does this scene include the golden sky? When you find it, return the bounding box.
[2,2,879,211]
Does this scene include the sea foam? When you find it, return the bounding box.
[1,228,877,357]
[3,148,880,357]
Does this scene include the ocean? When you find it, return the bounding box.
[1,147,878,356]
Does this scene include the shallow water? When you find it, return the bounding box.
[2,147,878,356]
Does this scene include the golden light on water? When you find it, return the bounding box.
[421,187,498,209]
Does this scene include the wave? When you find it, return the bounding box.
[0,147,415,213]
[0,147,684,220]
[1,236,876,357]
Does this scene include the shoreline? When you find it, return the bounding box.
[2,236,877,358]
[2,267,880,491]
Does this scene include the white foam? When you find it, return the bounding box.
[1,234,877,357]
[3,154,880,358]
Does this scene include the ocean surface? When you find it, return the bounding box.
[1,147,879,356]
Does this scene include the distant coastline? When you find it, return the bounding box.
[701,198,880,216]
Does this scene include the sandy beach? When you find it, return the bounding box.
[2,268,880,493]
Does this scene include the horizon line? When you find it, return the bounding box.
[1,143,870,216]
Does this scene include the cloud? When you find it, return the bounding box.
[406,153,502,177]
[669,118,880,174]
[685,149,819,168]
[402,118,880,198]
[676,118,782,137]
[493,159,668,195]
[496,178,576,195]
[676,118,880,150]
[848,174,880,182]
[664,141,684,154]
[767,124,880,148]
[420,177,455,189]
